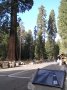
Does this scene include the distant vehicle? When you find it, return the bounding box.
[60,53,67,65]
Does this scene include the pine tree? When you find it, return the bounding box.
[58,0,67,53]
[35,5,47,60]
[0,31,8,60]
[35,30,45,60]
[22,30,34,60]
[48,9,57,41]
[47,9,57,60]
[37,5,46,42]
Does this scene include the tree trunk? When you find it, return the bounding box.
[6,0,18,61]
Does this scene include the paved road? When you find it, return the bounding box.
[0,62,67,90]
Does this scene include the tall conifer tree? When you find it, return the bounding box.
[0,0,33,61]
[58,0,67,53]
[47,9,57,60]
[37,5,46,42]
[35,5,47,60]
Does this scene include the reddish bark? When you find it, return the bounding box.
[6,0,18,61]
[7,35,15,61]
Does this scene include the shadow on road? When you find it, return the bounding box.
[0,63,67,90]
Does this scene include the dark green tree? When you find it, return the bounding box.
[45,39,55,60]
[45,40,59,60]
[0,0,33,61]
[54,42,59,59]
[58,0,67,53]
[35,30,46,60]
[47,9,57,60]
[37,5,47,43]
[35,5,47,60]
[48,9,57,41]
[0,30,8,60]
[21,30,34,60]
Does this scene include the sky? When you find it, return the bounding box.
[18,0,61,33]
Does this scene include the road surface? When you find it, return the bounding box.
[0,62,67,90]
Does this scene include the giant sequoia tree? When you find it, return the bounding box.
[58,0,67,53]
[37,5,46,42]
[35,5,47,59]
[46,9,57,60]
[48,10,57,41]
[0,0,33,61]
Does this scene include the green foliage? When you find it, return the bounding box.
[46,9,57,60]
[35,30,46,60]
[21,30,34,60]
[58,0,67,39]
[0,0,33,34]
[0,31,8,60]
[34,5,47,60]
[0,0,34,61]
[58,0,67,53]
[46,40,59,60]
[45,39,54,60]
[60,39,67,53]
[48,9,57,40]
[54,43,59,59]
[0,0,33,30]
[37,5,47,33]
[0,1,60,61]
